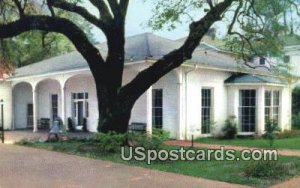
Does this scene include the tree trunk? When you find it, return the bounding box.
[99,109,131,134]
[94,75,133,134]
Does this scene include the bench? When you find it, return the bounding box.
[128,122,146,133]
[38,118,50,129]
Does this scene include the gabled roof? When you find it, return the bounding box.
[11,33,271,79]
[225,74,287,85]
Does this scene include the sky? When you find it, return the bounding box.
[86,0,225,43]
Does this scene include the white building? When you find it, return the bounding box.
[0,33,292,140]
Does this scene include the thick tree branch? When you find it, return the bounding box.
[89,0,113,21]
[47,0,108,32]
[119,0,129,18]
[12,0,24,17]
[0,15,104,73]
[108,0,119,18]
[119,0,236,106]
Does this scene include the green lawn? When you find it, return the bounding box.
[196,137,300,150]
[17,140,300,187]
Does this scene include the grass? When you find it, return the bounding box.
[16,139,300,187]
[196,137,300,150]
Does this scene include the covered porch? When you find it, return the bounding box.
[11,71,98,132]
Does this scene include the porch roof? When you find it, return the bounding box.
[224,74,287,85]
[11,33,271,79]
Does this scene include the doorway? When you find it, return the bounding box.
[72,92,88,126]
[27,103,33,128]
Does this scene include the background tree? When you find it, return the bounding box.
[0,0,96,67]
[0,0,299,133]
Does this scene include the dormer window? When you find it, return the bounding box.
[283,55,290,63]
[259,57,266,65]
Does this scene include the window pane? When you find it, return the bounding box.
[265,91,271,106]
[85,102,89,117]
[202,89,212,134]
[152,89,163,128]
[273,91,280,106]
[239,90,256,132]
[78,93,84,99]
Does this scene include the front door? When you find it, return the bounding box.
[27,104,33,128]
[77,101,84,126]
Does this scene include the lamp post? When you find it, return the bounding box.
[0,99,4,143]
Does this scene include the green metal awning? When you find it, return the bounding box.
[225,74,287,85]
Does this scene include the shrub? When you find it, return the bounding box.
[221,117,237,139]
[276,129,300,139]
[244,160,296,179]
[263,120,280,147]
[68,118,75,132]
[128,128,170,150]
[292,112,300,130]
[94,132,126,153]
[82,118,88,132]
[17,139,35,146]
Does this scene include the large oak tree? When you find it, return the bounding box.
[0,0,298,133]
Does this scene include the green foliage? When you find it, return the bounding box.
[244,160,296,179]
[292,113,300,130]
[276,130,300,139]
[128,128,170,150]
[293,87,300,115]
[83,118,88,132]
[148,0,204,31]
[263,120,280,147]
[16,139,35,146]
[221,117,237,139]
[94,132,126,153]
[0,0,96,67]
[149,0,298,60]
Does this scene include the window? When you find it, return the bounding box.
[152,89,163,128]
[265,90,280,125]
[201,89,213,134]
[259,57,266,65]
[283,55,290,63]
[239,90,256,132]
[51,94,58,120]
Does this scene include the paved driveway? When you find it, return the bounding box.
[0,144,250,188]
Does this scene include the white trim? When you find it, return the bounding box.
[225,83,286,87]
[237,132,256,136]
[8,60,147,81]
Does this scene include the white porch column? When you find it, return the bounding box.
[146,86,152,135]
[32,87,38,132]
[257,86,265,135]
[227,86,239,129]
[61,86,66,127]
[177,69,185,140]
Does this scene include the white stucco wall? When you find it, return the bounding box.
[281,86,292,130]
[0,81,12,129]
[185,68,231,139]
[13,82,32,129]
[65,74,98,132]
[123,63,180,138]
[37,79,61,125]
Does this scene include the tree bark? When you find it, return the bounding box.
[95,79,133,134]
